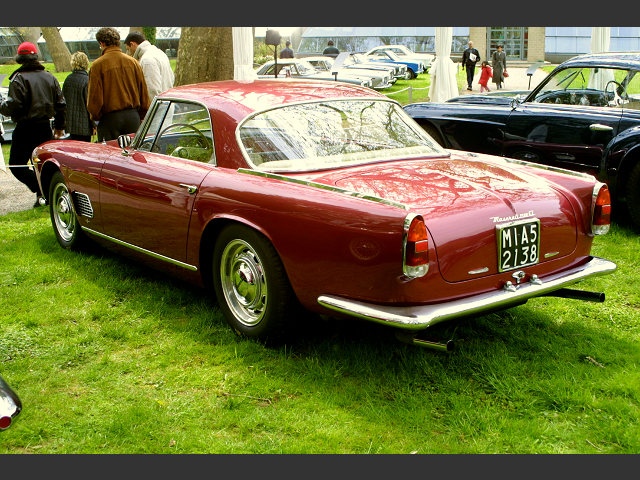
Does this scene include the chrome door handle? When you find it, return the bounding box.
[589,123,614,132]
[179,184,198,194]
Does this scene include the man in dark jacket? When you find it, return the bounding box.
[322,40,340,58]
[280,41,294,59]
[461,41,481,91]
[0,42,65,206]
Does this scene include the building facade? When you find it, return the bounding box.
[298,27,640,64]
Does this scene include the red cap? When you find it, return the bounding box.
[17,42,38,55]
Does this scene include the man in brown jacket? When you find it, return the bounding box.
[87,27,150,141]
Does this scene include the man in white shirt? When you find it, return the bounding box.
[124,31,175,103]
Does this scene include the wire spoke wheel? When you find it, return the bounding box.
[220,239,268,327]
[213,224,298,341]
[52,183,76,242]
[49,171,84,249]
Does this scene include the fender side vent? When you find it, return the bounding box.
[73,192,94,218]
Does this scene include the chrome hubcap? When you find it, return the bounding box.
[52,183,76,242]
[220,239,267,326]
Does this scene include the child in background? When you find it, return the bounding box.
[478,61,492,93]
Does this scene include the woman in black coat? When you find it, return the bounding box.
[491,45,507,89]
[63,51,95,142]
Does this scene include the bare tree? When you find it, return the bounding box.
[13,27,40,45]
[40,27,71,72]
[174,27,234,86]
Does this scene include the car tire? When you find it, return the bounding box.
[212,224,297,341]
[626,161,640,230]
[407,69,417,80]
[49,171,85,250]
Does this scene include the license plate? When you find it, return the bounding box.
[497,219,540,272]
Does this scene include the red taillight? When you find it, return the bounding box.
[0,416,11,430]
[404,214,429,277]
[592,183,611,234]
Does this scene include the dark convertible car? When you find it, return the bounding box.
[405,52,640,229]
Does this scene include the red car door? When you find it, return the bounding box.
[98,150,212,263]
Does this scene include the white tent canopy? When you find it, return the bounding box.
[588,27,613,91]
[232,27,257,83]
[428,27,459,102]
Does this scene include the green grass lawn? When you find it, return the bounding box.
[0,205,638,453]
[1,60,639,453]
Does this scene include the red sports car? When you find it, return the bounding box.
[33,79,616,345]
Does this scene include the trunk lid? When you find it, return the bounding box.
[301,155,578,282]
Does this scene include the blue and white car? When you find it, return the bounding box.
[365,48,427,79]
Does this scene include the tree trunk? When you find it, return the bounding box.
[174,27,234,86]
[13,27,40,45]
[40,27,72,72]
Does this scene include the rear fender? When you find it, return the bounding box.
[604,126,640,198]
[189,168,410,308]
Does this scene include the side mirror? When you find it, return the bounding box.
[510,95,523,109]
[0,375,22,430]
[117,134,133,151]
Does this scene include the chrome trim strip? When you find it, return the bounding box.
[83,227,198,272]
[468,267,489,274]
[317,256,616,330]
[503,157,594,180]
[237,168,410,210]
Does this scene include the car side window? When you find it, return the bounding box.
[620,70,640,110]
[137,101,214,163]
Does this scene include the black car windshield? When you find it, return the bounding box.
[531,66,640,107]
[239,99,445,171]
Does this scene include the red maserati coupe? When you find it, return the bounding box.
[32,79,616,346]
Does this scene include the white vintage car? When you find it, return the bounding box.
[255,58,373,88]
[303,56,394,89]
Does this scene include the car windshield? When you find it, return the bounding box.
[390,47,410,56]
[239,99,445,172]
[531,66,640,106]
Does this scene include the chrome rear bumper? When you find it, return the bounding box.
[317,257,617,330]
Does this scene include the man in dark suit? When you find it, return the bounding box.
[280,41,294,58]
[461,41,481,91]
[322,40,340,58]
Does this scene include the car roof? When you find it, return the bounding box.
[160,79,383,121]
[560,52,640,69]
[262,58,311,65]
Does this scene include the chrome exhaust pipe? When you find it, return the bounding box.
[395,331,454,352]
[544,288,605,303]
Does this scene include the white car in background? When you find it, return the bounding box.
[255,58,373,88]
[340,52,407,80]
[366,45,434,68]
[303,55,394,89]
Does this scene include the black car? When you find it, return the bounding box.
[0,80,13,143]
[0,375,22,430]
[404,52,640,229]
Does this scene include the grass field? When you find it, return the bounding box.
[1,60,639,454]
[0,204,638,454]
